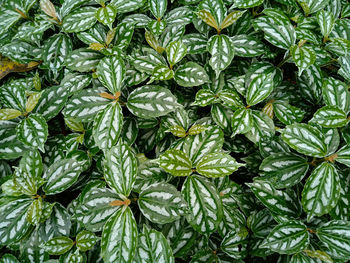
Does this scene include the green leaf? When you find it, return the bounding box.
[76,230,99,252]
[0,41,35,64]
[26,197,43,225]
[62,6,97,33]
[310,106,348,128]
[43,33,72,74]
[135,225,175,263]
[273,101,304,125]
[231,34,266,57]
[166,41,187,66]
[246,73,274,106]
[34,85,69,121]
[322,77,350,113]
[26,92,42,113]
[93,102,123,150]
[0,128,30,160]
[218,89,244,108]
[43,236,74,255]
[302,162,340,221]
[14,169,39,196]
[197,10,219,30]
[43,158,85,195]
[196,152,244,178]
[104,140,138,196]
[159,149,192,177]
[80,188,120,232]
[317,10,335,38]
[208,34,235,77]
[335,145,350,167]
[127,85,180,118]
[316,220,350,260]
[0,109,22,120]
[96,5,117,29]
[245,110,275,144]
[220,11,245,30]
[65,48,104,72]
[180,126,224,165]
[248,180,300,217]
[192,89,217,106]
[0,80,26,111]
[231,0,264,8]
[231,108,253,136]
[182,175,223,235]
[290,45,316,76]
[152,64,174,81]
[16,114,48,152]
[281,123,328,157]
[149,0,167,19]
[138,182,187,224]
[110,0,145,13]
[101,207,138,263]
[253,16,296,49]
[174,62,209,87]
[297,0,331,15]
[198,0,226,27]
[63,88,110,121]
[221,227,248,259]
[96,56,125,94]
[261,221,309,254]
[19,150,43,179]
[0,197,32,245]
[260,153,309,189]
[0,254,20,263]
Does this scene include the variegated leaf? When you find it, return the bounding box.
[159,149,192,177]
[62,6,97,33]
[101,207,138,263]
[43,158,85,195]
[196,153,244,177]
[138,182,187,224]
[96,56,125,94]
[16,114,48,152]
[281,123,328,157]
[104,141,138,196]
[208,34,235,77]
[182,175,223,235]
[302,162,340,221]
[127,86,180,118]
[93,102,123,150]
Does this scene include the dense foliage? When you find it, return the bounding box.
[1,0,350,262]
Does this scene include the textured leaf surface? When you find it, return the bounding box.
[62,6,97,33]
[104,141,138,196]
[182,175,223,235]
[101,207,138,263]
[0,198,32,245]
[96,56,125,94]
[196,152,244,177]
[260,153,309,188]
[138,182,187,224]
[316,220,350,260]
[282,123,328,157]
[261,221,309,254]
[174,62,209,87]
[43,158,85,195]
[136,225,174,263]
[127,86,180,118]
[16,114,48,152]
[93,102,123,150]
[208,34,235,76]
[310,106,348,128]
[302,162,340,221]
